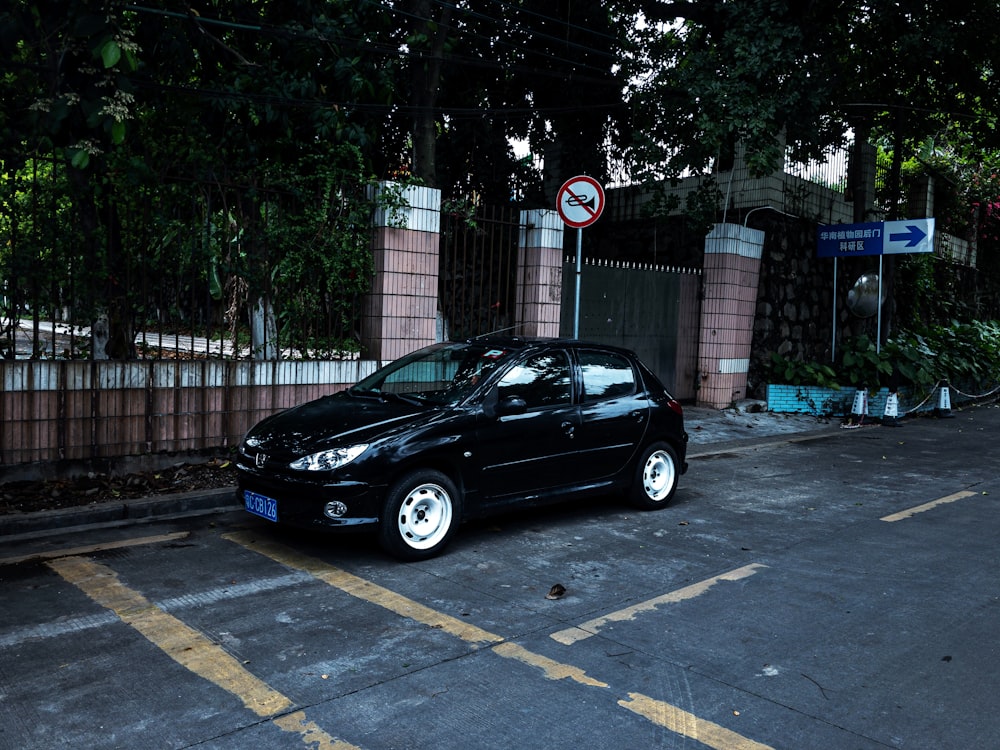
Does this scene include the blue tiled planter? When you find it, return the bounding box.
[766,384,939,417]
[765,384,851,416]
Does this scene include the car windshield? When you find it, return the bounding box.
[349,343,515,407]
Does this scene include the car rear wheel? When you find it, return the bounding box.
[629,442,679,509]
[379,470,460,561]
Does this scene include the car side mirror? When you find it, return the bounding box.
[495,395,527,416]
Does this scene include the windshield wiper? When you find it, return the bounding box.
[382,391,425,406]
[348,387,426,406]
[346,387,382,400]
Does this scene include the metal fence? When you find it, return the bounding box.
[438,203,522,341]
[1,153,366,362]
[561,257,702,400]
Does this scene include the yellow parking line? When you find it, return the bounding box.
[880,490,978,522]
[0,531,190,566]
[48,555,359,749]
[225,532,775,749]
[620,693,774,750]
[272,711,360,750]
[223,531,505,648]
[492,642,608,688]
[550,563,769,645]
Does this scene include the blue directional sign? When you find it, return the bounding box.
[817,218,935,258]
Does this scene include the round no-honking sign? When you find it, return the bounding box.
[557,175,605,228]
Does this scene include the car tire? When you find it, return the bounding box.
[379,470,461,561]
[629,442,679,510]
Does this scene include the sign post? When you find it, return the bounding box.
[817,218,935,357]
[556,176,605,338]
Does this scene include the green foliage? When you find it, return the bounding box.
[2,0,401,359]
[768,323,1000,393]
[6,0,1000,361]
[767,353,840,389]
[627,1,1000,183]
[260,145,375,356]
[831,336,890,388]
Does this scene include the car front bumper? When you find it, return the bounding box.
[236,463,384,531]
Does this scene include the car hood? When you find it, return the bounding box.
[244,391,445,455]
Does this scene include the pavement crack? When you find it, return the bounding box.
[800,672,831,699]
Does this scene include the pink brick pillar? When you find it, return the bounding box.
[362,183,441,362]
[697,223,764,408]
[515,209,564,338]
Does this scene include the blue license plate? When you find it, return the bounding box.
[244,490,278,522]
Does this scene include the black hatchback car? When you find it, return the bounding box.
[236,338,688,560]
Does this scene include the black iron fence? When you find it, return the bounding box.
[1,152,367,362]
[438,203,522,341]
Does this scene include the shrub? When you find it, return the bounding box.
[766,321,1000,392]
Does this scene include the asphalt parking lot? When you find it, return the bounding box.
[1,403,998,749]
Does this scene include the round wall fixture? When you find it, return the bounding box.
[847,273,884,318]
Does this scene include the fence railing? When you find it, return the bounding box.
[1,153,367,362]
[438,204,522,341]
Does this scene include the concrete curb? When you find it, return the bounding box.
[0,487,240,541]
[686,423,845,458]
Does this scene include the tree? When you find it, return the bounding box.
[376,0,631,203]
[2,0,395,358]
[626,0,1000,180]
[624,0,1000,339]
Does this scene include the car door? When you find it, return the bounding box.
[573,348,650,481]
[474,349,580,504]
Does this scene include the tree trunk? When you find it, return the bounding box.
[251,297,277,360]
[408,0,453,186]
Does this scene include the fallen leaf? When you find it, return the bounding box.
[546,583,566,600]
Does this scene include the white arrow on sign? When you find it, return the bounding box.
[883,218,935,254]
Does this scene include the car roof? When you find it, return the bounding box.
[461,336,636,356]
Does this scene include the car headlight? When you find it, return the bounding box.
[289,444,368,471]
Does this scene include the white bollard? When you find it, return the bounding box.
[882,391,900,427]
[842,387,868,428]
[934,382,954,418]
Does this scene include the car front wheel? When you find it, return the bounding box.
[629,442,679,509]
[379,470,460,561]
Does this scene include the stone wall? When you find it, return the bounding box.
[748,212,879,400]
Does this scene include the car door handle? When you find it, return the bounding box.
[561,421,575,438]
[631,410,645,420]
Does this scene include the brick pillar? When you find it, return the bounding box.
[362,182,441,362]
[697,223,764,408]
[515,209,564,338]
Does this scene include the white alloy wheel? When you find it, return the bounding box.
[630,442,679,509]
[397,482,454,550]
[380,470,461,561]
[642,449,676,501]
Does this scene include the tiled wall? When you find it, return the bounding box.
[363,184,442,362]
[0,359,377,469]
[767,383,961,418]
[516,209,564,338]
[697,224,764,408]
[765,384,854,416]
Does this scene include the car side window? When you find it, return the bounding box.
[580,350,636,402]
[497,351,572,409]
